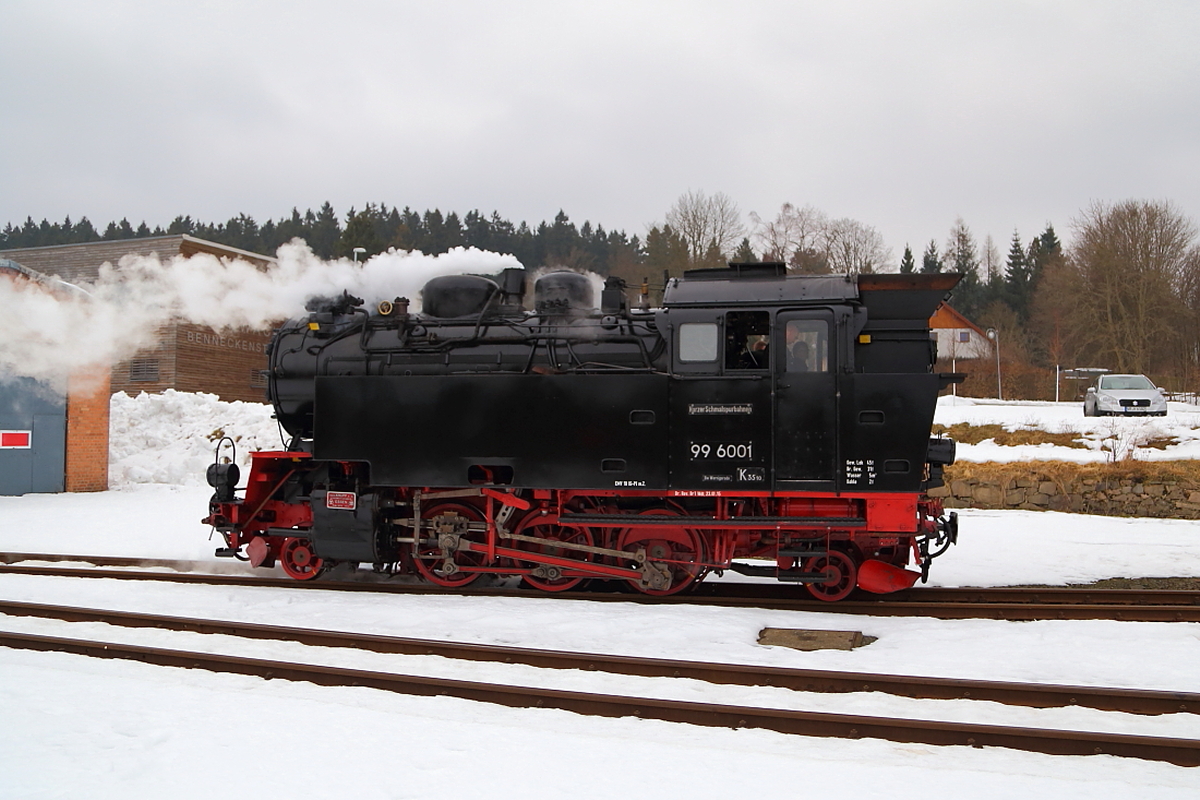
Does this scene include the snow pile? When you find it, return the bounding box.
[108,390,276,487]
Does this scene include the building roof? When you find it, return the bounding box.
[0,258,93,299]
[929,303,987,336]
[0,235,274,284]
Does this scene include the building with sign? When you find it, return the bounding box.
[1,236,275,403]
[1,259,110,494]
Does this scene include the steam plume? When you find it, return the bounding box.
[1,241,522,389]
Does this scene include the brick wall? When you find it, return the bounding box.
[172,323,271,402]
[65,370,110,492]
[109,322,179,397]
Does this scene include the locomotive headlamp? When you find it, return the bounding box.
[206,461,240,503]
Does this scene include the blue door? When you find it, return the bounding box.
[0,376,66,495]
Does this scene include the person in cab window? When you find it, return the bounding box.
[740,338,768,369]
[786,324,810,372]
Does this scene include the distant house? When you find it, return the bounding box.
[929,303,990,362]
[1,236,275,403]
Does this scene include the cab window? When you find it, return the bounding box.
[725,311,771,370]
[784,320,828,372]
[678,322,719,362]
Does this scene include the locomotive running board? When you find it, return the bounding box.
[559,514,866,529]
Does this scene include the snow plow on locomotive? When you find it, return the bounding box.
[203,262,961,600]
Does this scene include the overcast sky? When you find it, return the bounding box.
[4,0,1199,264]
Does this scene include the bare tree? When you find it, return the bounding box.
[981,234,1003,282]
[749,202,827,265]
[822,218,892,275]
[665,190,746,265]
[1068,199,1198,377]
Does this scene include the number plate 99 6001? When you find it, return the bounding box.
[689,442,754,460]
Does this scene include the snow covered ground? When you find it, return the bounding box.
[2,392,1199,798]
[939,395,1200,463]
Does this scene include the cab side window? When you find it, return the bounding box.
[785,320,828,372]
[678,322,719,362]
[725,311,770,370]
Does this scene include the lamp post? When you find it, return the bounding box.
[985,328,1002,400]
[352,247,366,262]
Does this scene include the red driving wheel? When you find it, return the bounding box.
[412,502,485,588]
[618,508,705,596]
[516,515,594,592]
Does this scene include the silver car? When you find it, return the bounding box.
[1083,374,1168,417]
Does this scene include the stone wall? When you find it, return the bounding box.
[929,464,1200,519]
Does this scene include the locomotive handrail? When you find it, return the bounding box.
[346,329,666,373]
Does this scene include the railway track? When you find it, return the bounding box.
[3,552,1200,621]
[0,599,1197,766]
[2,598,1196,715]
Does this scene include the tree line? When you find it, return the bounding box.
[0,203,644,279]
[5,194,1199,397]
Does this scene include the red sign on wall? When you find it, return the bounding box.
[1,431,32,449]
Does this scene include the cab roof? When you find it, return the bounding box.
[663,263,960,320]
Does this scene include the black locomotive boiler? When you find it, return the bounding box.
[204,263,960,600]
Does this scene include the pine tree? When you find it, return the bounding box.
[543,210,578,265]
[1003,231,1032,319]
[899,244,915,274]
[309,202,341,258]
[733,238,757,263]
[943,219,983,317]
[339,205,386,258]
[167,215,194,235]
[920,239,942,273]
[643,224,690,294]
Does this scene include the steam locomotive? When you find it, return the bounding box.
[204,263,960,600]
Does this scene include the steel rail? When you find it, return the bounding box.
[4,552,1199,603]
[1,629,1197,766]
[1,599,1195,716]
[3,555,1200,621]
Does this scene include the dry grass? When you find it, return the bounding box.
[1138,435,1179,451]
[932,422,1182,453]
[945,459,1200,487]
[932,423,1088,449]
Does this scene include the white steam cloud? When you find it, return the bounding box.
[1,241,522,389]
